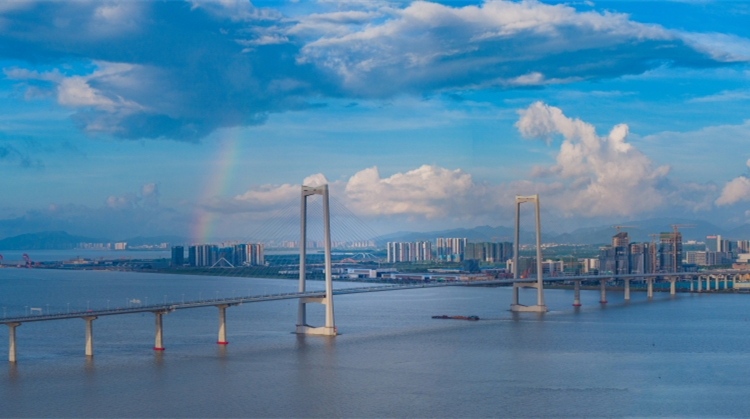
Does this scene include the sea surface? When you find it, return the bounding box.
[0,249,170,264]
[2,269,750,418]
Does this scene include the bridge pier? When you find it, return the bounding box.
[715,276,720,291]
[217,305,229,345]
[573,281,581,306]
[647,278,653,299]
[83,316,96,357]
[599,279,607,304]
[7,322,19,363]
[697,277,702,293]
[153,311,166,351]
[670,278,676,295]
[690,280,694,291]
[510,195,546,313]
[724,276,728,290]
[624,279,630,301]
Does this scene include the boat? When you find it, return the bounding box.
[431,315,479,321]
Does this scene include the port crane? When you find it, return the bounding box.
[611,225,637,234]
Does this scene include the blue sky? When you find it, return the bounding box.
[1,0,750,241]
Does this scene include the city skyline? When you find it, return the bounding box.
[1,1,750,241]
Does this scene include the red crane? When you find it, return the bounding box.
[22,254,31,268]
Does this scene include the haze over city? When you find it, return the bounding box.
[0,1,749,242]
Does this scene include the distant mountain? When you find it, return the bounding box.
[120,235,190,246]
[0,231,110,250]
[381,218,744,245]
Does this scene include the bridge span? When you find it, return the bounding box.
[3,271,748,362]
[4,187,750,362]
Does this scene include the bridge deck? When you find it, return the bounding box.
[1,270,743,325]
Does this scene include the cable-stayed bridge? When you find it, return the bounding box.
[3,185,750,362]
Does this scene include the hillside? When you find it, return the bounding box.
[0,231,110,250]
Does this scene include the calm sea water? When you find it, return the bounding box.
[2,269,750,418]
[0,249,170,264]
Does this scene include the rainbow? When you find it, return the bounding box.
[191,130,242,244]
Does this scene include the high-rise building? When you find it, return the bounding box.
[464,242,513,263]
[436,238,467,262]
[686,251,707,265]
[658,232,683,272]
[612,232,629,248]
[188,244,218,267]
[599,232,631,274]
[706,235,720,252]
[171,246,184,267]
[231,243,264,266]
[386,241,432,263]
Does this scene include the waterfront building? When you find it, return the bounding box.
[436,237,467,262]
[188,244,218,267]
[658,232,683,272]
[386,241,432,263]
[171,246,184,267]
[464,242,513,263]
[233,243,264,266]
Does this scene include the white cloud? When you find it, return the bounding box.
[345,165,487,218]
[716,176,750,206]
[715,158,750,206]
[6,62,144,114]
[106,183,161,209]
[516,102,671,216]
[689,89,750,103]
[295,0,715,96]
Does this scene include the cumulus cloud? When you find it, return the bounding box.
[345,165,486,218]
[193,101,732,224]
[716,158,750,206]
[106,183,161,209]
[0,1,746,141]
[516,102,671,216]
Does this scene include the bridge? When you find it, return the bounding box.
[3,186,750,362]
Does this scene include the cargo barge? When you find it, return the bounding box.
[431,315,480,321]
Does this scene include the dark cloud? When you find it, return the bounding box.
[0,1,746,142]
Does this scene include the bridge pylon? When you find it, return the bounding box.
[511,195,547,313]
[296,184,336,336]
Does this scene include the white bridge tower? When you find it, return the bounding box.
[296,184,336,336]
[511,195,547,313]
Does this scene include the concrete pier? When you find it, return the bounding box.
[153,312,165,351]
[647,278,653,298]
[715,276,720,291]
[217,304,228,345]
[624,279,630,301]
[670,278,676,295]
[599,279,607,304]
[690,280,694,291]
[724,276,729,290]
[83,316,96,357]
[7,322,19,363]
[573,281,581,306]
[697,277,702,292]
